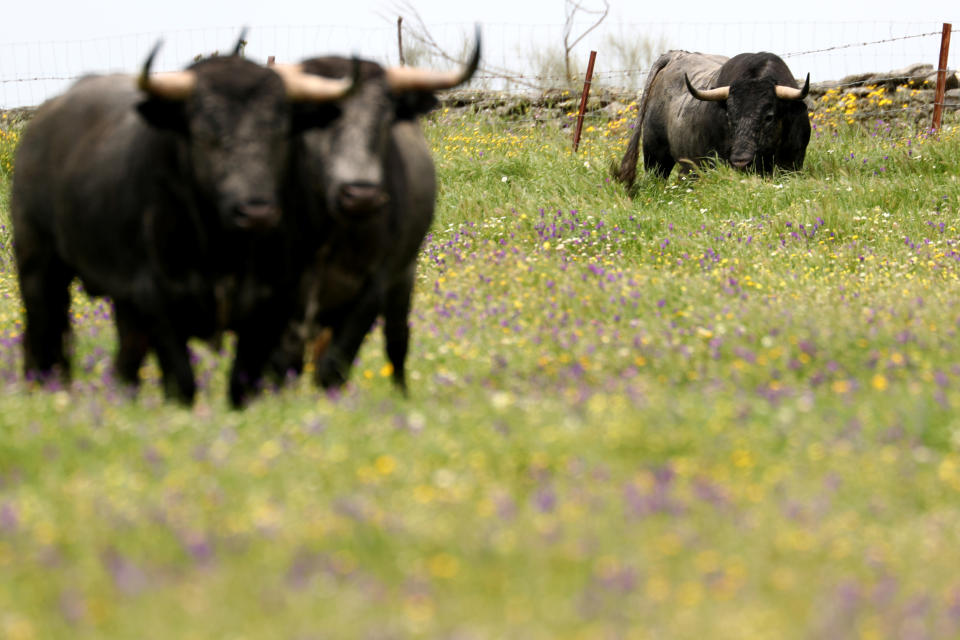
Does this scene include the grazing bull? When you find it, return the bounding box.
[615,50,811,185]
[265,33,481,393]
[11,43,353,404]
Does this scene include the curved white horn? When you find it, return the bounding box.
[137,40,197,100]
[775,73,811,100]
[385,25,481,92]
[272,62,358,102]
[684,73,729,102]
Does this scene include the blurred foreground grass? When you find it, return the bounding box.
[1,96,960,638]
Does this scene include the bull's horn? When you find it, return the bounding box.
[272,58,360,102]
[775,73,810,100]
[384,24,481,92]
[232,26,249,56]
[684,73,729,102]
[138,40,197,100]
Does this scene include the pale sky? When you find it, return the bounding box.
[1,0,956,39]
[2,0,958,106]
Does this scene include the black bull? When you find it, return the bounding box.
[263,35,481,395]
[616,50,811,185]
[11,48,352,405]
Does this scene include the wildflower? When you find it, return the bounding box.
[871,374,888,391]
[428,553,460,579]
[374,455,397,475]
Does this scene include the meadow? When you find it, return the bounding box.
[1,89,960,638]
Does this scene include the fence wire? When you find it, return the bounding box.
[0,21,955,108]
[781,31,943,58]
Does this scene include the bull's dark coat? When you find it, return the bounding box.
[12,56,299,404]
[616,50,811,185]
[268,51,477,391]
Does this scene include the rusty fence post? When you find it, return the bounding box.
[932,22,952,132]
[572,50,598,153]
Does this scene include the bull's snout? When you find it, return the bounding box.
[232,199,281,230]
[730,156,753,170]
[336,182,389,215]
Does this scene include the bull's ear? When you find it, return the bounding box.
[394,91,439,120]
[136,98,189,134]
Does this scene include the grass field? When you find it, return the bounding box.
[1,93,960,639]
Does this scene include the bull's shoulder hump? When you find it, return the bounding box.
[663,51,728,72]
[644,51,712,90]
[649,51,727,90]
[70,74,139,96]
[61,74,142,114]
[28,74,140,132]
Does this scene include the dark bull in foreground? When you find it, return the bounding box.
[616,50,811,185]
[12,44,353,404]
[264,32,481,394]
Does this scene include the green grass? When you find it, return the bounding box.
[1,105,960,638]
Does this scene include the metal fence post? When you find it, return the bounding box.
[572,50,598,153]
[932,22,952,132]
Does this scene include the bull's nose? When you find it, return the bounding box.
[337,182,389,214]
[232,200,281,230]
[730,158,752,170]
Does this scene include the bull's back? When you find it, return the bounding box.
[16,75,141,169]
[642,52,725,121]
[13,75,172,297]
[648,51,728,161]
[13,75,142,230]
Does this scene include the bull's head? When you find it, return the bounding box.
[136,41,357,232]
[685,72,809,170]
[281,27,481,223]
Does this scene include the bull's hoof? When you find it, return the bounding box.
[265,351,304,385]
[24,362,71,388]
[228,382,247,410]
[162,377,196,406]
[228,371,263,410]
[314,360,347,390]
[392,372,409,397]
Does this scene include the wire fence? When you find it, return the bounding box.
[0,21,956,109]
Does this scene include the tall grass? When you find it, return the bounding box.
[0,100,959,638]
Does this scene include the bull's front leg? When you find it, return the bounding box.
[382,269,415,394]
[229,297,295,408]
[149,321,196,405]
[313,287,382,390]
[16,241,74,383]
[264,321,308,384]
[112,301,150,392]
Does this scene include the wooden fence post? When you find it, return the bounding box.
[397,17,405,66]
[932,22,952,132]
[572,50,598,153]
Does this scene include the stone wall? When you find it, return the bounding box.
[436,63,960,126]
[3,65,958,130]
